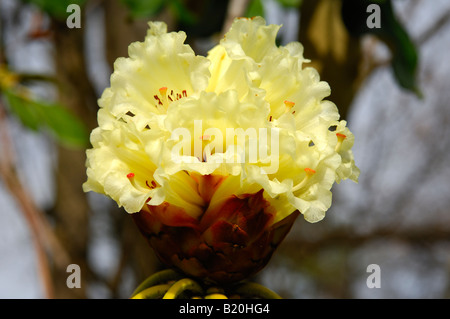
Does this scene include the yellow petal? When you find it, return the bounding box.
[100,21,210,131]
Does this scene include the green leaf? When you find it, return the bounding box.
[33,101,90,148]
[388,22,421,97]
[169,0,196,25]
[276,0,303,8]
[246,0,265,18]
[21,0,87,20]
[120,0,165,19]
[3,89,40,131]
[3,89,89,148]
[341,0,421,96]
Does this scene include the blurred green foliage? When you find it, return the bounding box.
[120,0,166,18]
[22,0,87,20]
[246,0,265,18]
[341,0,421,96]
[2,88,89,148]
[121,0,196,24]
[0,65,89,148]
[277,0,303,8]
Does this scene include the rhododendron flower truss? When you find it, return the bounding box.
[83,17,359,284]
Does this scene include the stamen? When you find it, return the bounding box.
[335,133,347,152]
[159,87,168,105]
[284,100,295,114]
[284,100,295,108]
[292,167,316,192]
[154,87,187,109]
[127,173,139,189]
[146,180,158,189]
[159,86,168,96]
[154,95,163,106]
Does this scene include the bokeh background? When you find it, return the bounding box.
[1,0,449,299]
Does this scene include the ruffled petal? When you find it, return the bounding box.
[83,120,157,213]
[99,21,210,131]
[84,17,359,225]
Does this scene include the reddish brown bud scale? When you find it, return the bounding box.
[132,189,299,284]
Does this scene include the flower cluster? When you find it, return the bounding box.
[83,17,359,283]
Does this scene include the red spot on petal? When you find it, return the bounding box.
[127,173,135,178]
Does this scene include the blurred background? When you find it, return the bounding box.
[0,0,449,299]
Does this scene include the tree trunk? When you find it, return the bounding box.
[50,14,98,298]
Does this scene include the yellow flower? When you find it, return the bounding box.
[83,17,359,283]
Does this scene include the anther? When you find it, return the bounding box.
[335,133,347,151]
[284,100,295,108]
[159,87,168,105]
[159,86,168,96]
[146,180,158,189]
[154,95,163,105]
[284,100,295,114]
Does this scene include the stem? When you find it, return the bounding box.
[162,278,204,299]
[131,284,172,299]
[205,293,228,299]
[130,269,183,297]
